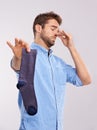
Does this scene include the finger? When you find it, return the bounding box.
[19,39,25,46]
[58,30,67,39]
[25,44,30,52]
[6,41,14,50]
[15,38,19,46]
[59,30,68,38]
[62,31,72,39]
[19,39,30,52]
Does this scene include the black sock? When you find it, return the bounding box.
[17,48,37,115]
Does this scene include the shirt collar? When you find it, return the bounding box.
[31,42,53,56]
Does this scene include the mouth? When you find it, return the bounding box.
[51,38,56,43]
[52,36,57,41]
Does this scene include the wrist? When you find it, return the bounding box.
[67,44,75,51]
[11,56,21,71]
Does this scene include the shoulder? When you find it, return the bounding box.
[52,54,67,66]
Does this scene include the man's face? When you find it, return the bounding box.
[40,19,60,48]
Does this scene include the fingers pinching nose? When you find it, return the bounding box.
[62,35,66,39]
[68,35,72,40]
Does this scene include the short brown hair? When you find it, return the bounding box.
[33,11,62,35]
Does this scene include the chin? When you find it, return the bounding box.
[51,43,55,47]
[52,41,55,45]
[47,40,55,47]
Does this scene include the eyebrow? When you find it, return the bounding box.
[50,25,58,28]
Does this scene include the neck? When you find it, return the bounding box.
[34,38,50,50]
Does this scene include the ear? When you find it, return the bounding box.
[35,24,42,33]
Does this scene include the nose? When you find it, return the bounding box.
[55,30,60,37]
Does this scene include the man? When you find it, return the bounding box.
[7,11,91,130]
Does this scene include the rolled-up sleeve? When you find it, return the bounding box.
[66,64,83,87]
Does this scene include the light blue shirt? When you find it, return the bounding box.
[18,43,83,130]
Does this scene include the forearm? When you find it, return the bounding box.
[11,56,21,71]
[68,46,91,85]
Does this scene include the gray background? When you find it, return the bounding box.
[0,0,97,130]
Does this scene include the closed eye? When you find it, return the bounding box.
[51,27,56,31]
